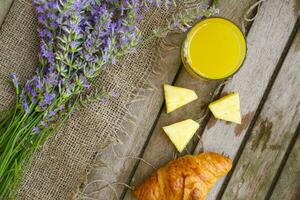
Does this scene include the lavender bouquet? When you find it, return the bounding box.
[0,0,217,198]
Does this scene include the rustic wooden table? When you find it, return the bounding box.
[83,0,300,199]
[1,0,299,199]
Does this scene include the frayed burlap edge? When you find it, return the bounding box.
[0,0,200,199]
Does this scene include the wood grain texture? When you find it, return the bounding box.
[123,0,257,199]
[0,0,14,26]
[82,0,232,197]
[221,26,300,200]
[81,32,185,199]
[193,1,299,200]
[270,132,300,200]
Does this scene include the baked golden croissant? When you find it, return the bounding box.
[133,152,232,200]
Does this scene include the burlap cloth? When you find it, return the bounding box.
[0,0,187,199]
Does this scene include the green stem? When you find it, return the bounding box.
[212,0,218,7]
[0,96,77,198]
[6,94,20,131]
[0,112,43,199]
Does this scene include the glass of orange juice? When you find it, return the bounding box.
[182,17,247,80]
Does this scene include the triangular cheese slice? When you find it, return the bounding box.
[164,84,198,113]
[163,119,200,152]
[208,93,241,124]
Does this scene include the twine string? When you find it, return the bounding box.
[242,0,266,33]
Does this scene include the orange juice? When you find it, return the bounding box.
[182,18,246,80]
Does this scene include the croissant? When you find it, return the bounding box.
[133,152,232,200]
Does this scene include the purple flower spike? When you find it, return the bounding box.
[20,91,30,113]
[43,93,56,105]
[33,126,40,134]
[11,72,19,89]
[58,105,65,111]
[45,72,58,85]
[80,76,90,88]
[48,110,56,117]
[25,81,38,98]
[70,41,80,49]
[88,69,94,76]
[26,0,187,120]
[21,99,30,114]
[32,76,44,91]
[40,121,48,128]
[38,101,47,110]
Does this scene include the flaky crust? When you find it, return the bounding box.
[133,152,232,200]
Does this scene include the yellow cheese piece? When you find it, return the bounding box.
[163,119,200,152]
[164,84,198,113]
[209,93,241,124]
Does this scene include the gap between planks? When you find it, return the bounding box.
[81,33,184,199]
[219,21,300,200]
[118,65,184,199]
[123,1,298,199]
[122,0,258,199]
[265,122,300,200]
[269,124,300,200]
[80,8,189,200]
[193,1,299,199]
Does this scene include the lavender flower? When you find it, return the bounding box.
[2,0,216,198]
[33,126,41,134]
[10,0,215,129]
[9,0,216,125]
[40,121,48,128]
[20,91,30,114]
[11,72,19,90]
[43,93,56,105]
[25,81,38,98]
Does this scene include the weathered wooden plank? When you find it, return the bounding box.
[79,2,198,197]
[0,0,14,26]
[80,32,185,199]
[193,1,299,200]
[123,0,257,199]
[221,26,300,200]
[81,2,219,199]
[270,131,300,200]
